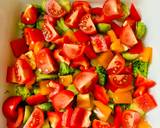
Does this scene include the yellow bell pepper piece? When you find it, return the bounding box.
[108,30,118,43]
[94,100,112,121]
[139,47,152,63]
[138,118,152,128]
[110,39,125,52]
[59,75,73,86]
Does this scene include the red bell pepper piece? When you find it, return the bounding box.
[93,85,109,105]
[133,86,147,98]
[130,3,141,21]
[51,90,74,111]
[10,38,28,58]
[112,106,122,128]
[128,41,144,54]
[111,22,122,37]
[84,45,97,59]
[104,35,111,48]
[123,16,136,29]
[6,66,18,83]
[26,94,48,106]
[74,30,90,44]
[62,108,73,127]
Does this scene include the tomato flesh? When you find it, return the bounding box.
[72,1,91,13]
[92,119,110,128]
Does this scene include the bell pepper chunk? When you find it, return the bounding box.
[139,47,152,63]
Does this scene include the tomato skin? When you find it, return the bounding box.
[124,17,136,29]
[108,74,132,89]
[122,110,141,128]
[44,14,56,25]
[62,108,73,127]
[92,119,111,128]
[36,48,58,74]
[51,90,74,111]
[74,30,90,44]
[24,107,44,128]
[133,86,147,98]
[26,94,48,106]
[42,21,59,42]
[93,85,109,105]
[79,14,97,35]
[84,45,97,59]
[15,58,35,84]
[130,3,141,21]
[120,24,138,48]
[2,96,22,120]
[7,107,24,128]
[62,43,85,60]
[128,41,144,54]
[107,54,125,75]
[6,66,18,83]
[72,1,91,13]
[112,106,122,128]
[21,5,38,25]
[111,22,122,37]
[133,93,157,112]
[73,71,98,94]
[46,0,66,18]
[65,7,85,28]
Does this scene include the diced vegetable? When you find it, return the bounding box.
[59,75,73,86]
[57,0,71,12]
[16,86,31,100]
[42,119,50,128]
[122,52,139,61]
[56,18,70,34]
[37,102,52,111]
[67,84,79,95]
[96,66,107,86]
[23,105,33,124]
[139,47,152,63]
[136,21,147,39]
[97,23,111,34]
[59,62,74,75]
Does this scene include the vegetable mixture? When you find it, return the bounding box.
[3,0,157,128]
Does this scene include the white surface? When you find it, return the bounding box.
[0,0,160,127]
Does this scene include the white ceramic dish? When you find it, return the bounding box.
[0,0,160,127]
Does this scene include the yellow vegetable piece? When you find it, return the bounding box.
[110,91,132,104]
[110,39,125,52]
[138,118,152,128]
[91,50,114,68]
[115,85,134,93]
[77,93,93,110]
[108,30,118,43]
[33,41,44,54]
[59,75,73,86]
[139,47,152,63]
[64,30,77,43]
[94,100,112,121]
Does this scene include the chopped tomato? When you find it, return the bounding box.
[130,3,141,21]
[10,38,28,58]
[2,96,22,120]
[44,14,56,25]
[124,16,136,29]
[133,93,157,112]
[62,108,73,127]
[91,34,108,53]
[47,112,62,128]
[36,48,58,74]
[7,107,24,128]
[24,107,44,128]
[73,71,97,94]
[51,90,74,111]
[79,14,97,35]
[107,54,125,75]
[108,74,132,89]
[74,30,90,44]
[120,64,133,74]
[103,0,123,20]
[104,35,111,48]
[111,22,122,37]
[53,49,70,65]
[46,0,66,18]
[70,107,91,128]
[128,41,144,54]
[21,5,38,25]
[133,86,147,98]
[84,45,97,59]
[92,119,110,128]
[135,74,156,88]
[112,106,122,128]
[72,1,91,13]
[65,7,85,28]
[6,66,18,83]
[93,85,109,105]
[122,110,141,128]
[42,21,59,42]
[120,24,138,48]
[62,43,85,59]
[15,58,35,84]
[26,94,48,105]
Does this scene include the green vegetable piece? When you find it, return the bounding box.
[34,0,47,12]
[42,119,50,128]
[133,59,149,77]
[122,52,139,61]
[37,102,52,111]
[108,103,115,110]
[120,2,130,21]
[59,62,74,75]
[97,23,111,34]
[48,43,56,51]
[16,86,31,100]
[18,22,26,30]
[36,70,58,82]
[96,66,107,86]
[67,85,79,95]
[23,106,33,124]
[36,20,44,30]
[57,0,71,12]
[33,87,40,95]
[129,103,145,116]
[136,21,147,39]
[56,18,70,34]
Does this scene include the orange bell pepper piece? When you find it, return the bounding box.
[138,118,151,128]
[139,47,152,63]
[115,85,134,93]
[59,75,73,86]
[110,39,125,52]
[108,30,118,43]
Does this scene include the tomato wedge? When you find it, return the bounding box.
[24,107,44,128]
[74,30,90,44]
[72,1,91,13]
[120,24,138,48]
[107,54,125,75]
[79,14,97,35]
[62,108,73,127]
[73,71,97,94]
[128,41,144,54]
[130,3,141,21]
[84,45,97,59]
[122,110,141,128]
[62,43,85,59]
[46,0,66,18]
[92,119,110,128]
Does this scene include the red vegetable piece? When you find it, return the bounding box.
[111,22,122,37]
[62,108,73,127]
[130,3,141,21]
[84,45,97,59]
[6,66,18,83]
[72,1,91,13]
[133,86,147,98]
[104,35,111,48]
[74,30,90,44]
[128,41,144,54]
[92,119,110,128]
[112,106,122,128]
